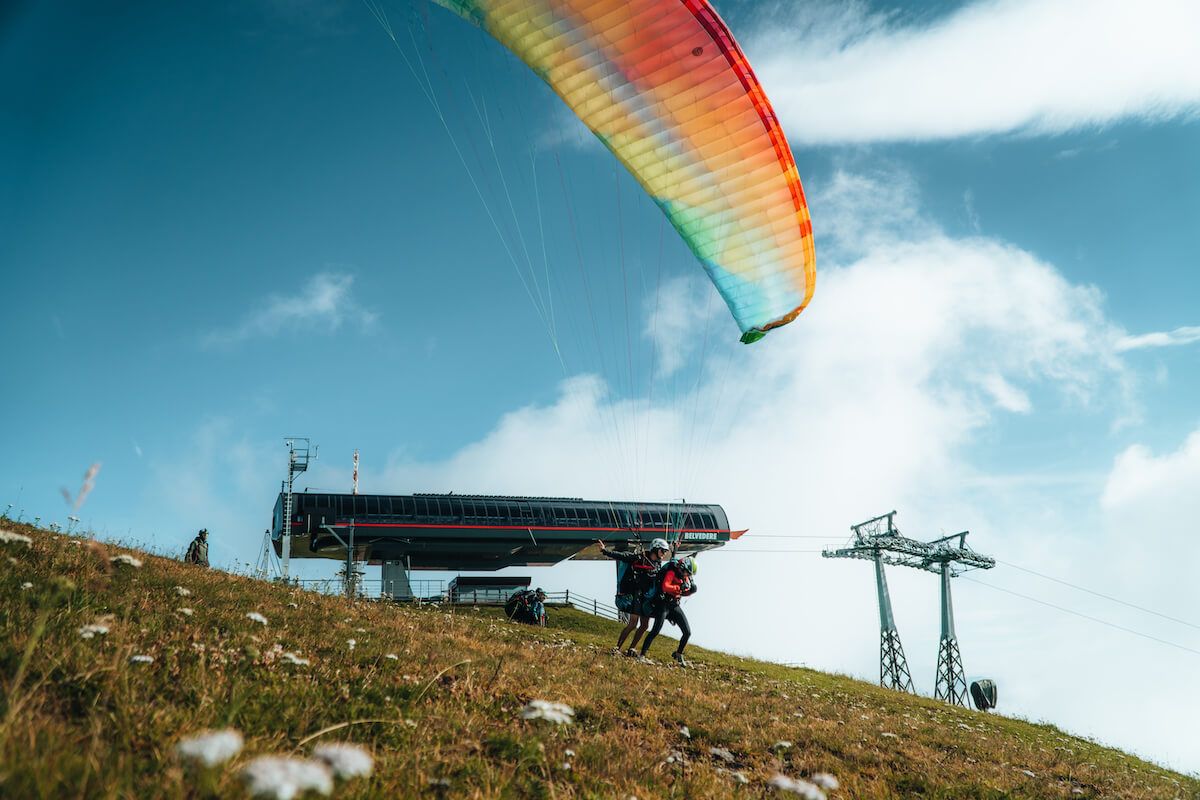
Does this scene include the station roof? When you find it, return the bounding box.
[272,491,744,570]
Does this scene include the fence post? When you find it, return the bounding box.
[593,599,597,615]
[565,589,570,604]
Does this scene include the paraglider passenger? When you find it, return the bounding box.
[639,556,697,666]
[597,537,668,655]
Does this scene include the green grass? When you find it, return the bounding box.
[1,521,1196,799]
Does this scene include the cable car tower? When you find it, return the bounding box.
[823,512,916,693]
[823,511,995,705]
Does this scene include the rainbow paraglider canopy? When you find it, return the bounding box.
[433,0,816,343]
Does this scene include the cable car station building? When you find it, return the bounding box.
[271,491,742,598]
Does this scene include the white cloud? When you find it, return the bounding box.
[1115,325,1200,352]
[979,373,1032,413]
[202,272,376,347]
[751,0,1200,144]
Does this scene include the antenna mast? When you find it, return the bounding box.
[281,437,314,579]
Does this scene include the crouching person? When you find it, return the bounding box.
[639,556,697,666]
[505,587,548,626]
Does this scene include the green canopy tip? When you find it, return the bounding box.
[740,329,767,344]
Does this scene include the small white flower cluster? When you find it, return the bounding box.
[110,553,143,568]
[176,729,244,767]
[384,653,399,661]
[241,756,333,799]
[709,747,736,764]
[178,607,194,616]
[21,581,33,591]
[811,773,839,790]
[520,699,575,725]
[280,652,310,666]
[346,639,356,650]
[246,612,269,626]
[174,585,192,597]
[312,743,373,779]
[240,743,373,799]
[0,529,33,547]
[78,623,110,639]
[768,772,838,799]
[130,654,154,664]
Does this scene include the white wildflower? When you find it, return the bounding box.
[78,623,109,639]
[564,749,576,758]
[768,773,827,799]
[21,581,33,590]
[403,719,418,728]
[880,732,898,739]
[811,773,840,790]
[312,743,373,780]
[178,607,194,616]
[709,747,735,763]
[0,530,33,547]
[130,654,154,664]
[174,585,192,597]
[1021,769,1036,778]
[773,740,793,750]
[241,756,333,799]
[281,652,310,666]
[679,725,691,738]
[110,553,142,568]
[520,699,575,725]
[385,653,399,660]
[246,612,269,626]
[346,639,356,650]
[288,602,299,608]
[176,729,244,767]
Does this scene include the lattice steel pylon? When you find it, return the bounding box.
[280,438,314,579]
[824,512,994,705]
[823,512,915,693]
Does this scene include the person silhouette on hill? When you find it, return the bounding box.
[185,529,209,568]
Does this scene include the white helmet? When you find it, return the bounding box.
[649,538,670,552]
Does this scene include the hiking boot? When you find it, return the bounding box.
[672,651,688,667]
[624,648,638,658]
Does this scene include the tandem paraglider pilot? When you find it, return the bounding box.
[185,528,209,568]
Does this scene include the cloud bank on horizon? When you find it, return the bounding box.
[751,0,1200,144]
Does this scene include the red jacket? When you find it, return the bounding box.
[658,563,696,600]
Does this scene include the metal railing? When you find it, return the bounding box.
[290,579,623,622]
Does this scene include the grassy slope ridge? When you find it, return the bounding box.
[0,522,1195,799]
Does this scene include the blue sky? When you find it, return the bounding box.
[3,0,1200,773]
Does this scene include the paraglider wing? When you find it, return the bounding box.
[432,0,816,343]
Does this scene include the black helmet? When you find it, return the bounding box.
[199,528,208,537]
[535,587,546,598]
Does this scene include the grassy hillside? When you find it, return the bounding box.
[1,521,1195,799]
